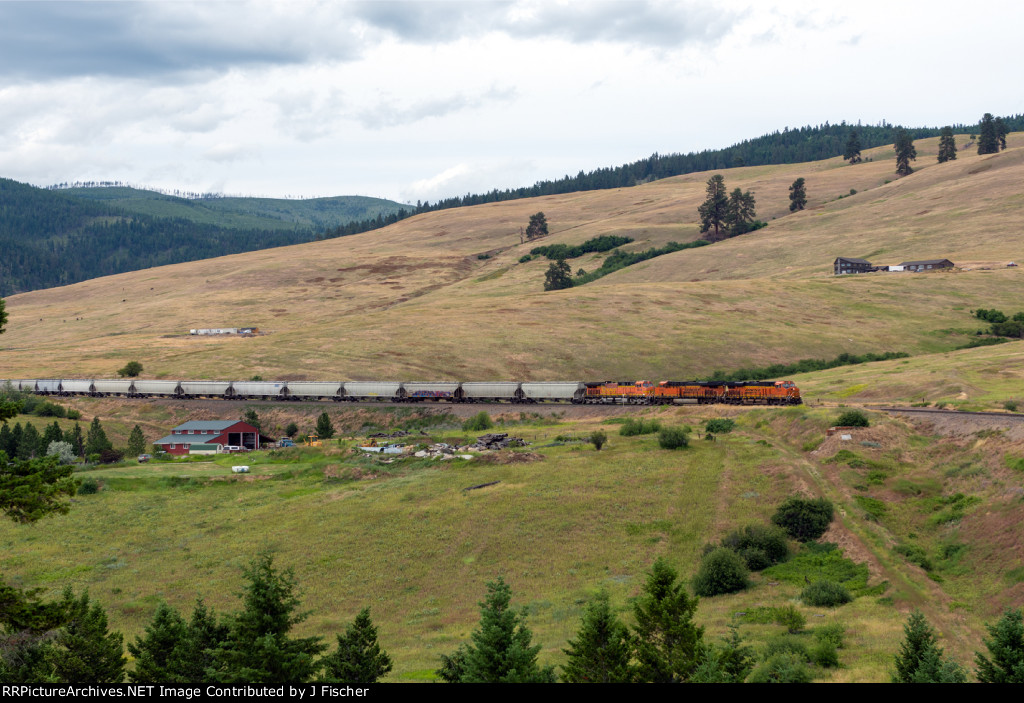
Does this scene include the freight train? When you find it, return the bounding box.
[1,378,802,405]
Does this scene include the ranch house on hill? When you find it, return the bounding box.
[834,257,874,275]
[899,259,954,272]
[154,420,266,456]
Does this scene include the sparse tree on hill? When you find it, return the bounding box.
[315,412,335,440]
[894,128,917,176]
[725,187,758,234]
[978,113,999,155]
[127,425,146,457]
[995,117,1009,151]
[242,409,261,433]
[0,297,7,336]
[789,178,808,211]
[844,130,862,163]
[937,127,957,163]
[543,259,573,291]
[561,591,636,683]
[322,608,393,684]
[525,212,549,240]
[698,174,730,240]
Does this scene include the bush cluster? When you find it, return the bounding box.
[692,547,749,597]
[657,426,689,450]
[835,409,870,427]
[619,418,661,436]
[462,412,494,432]
[704,418,735,435]
[720,524,790,570]
[800,580,853,607]
[772,497,835,541]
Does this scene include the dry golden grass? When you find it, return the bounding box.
[2,134,1022,401]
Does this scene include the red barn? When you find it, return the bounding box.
[154,420,261,456]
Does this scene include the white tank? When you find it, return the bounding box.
[286,382,343,398]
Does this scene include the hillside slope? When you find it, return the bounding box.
[2,134,1022,401]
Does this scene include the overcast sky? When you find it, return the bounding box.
[1,0,1021,204]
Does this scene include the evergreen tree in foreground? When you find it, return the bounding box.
[440,577,556,683]
[844,129,863,163]
[127,425,146,457]
[128,602,188,683]
[893,128,917,176]
[322,608,393,683]
[937,126,957,163]
[691,624,755,683]
[84,417,112,457]
[47,589,126,683]
[315,412,334,440]
[891,610,966,683]
[209,553,326,683]
[975,608,1024,683]
[561,591,636,683]
[632,557,704,682]
[789,177,807,211]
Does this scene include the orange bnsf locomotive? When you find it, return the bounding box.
[584,380,802,405]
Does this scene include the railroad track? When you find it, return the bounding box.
[876,406,1024,420]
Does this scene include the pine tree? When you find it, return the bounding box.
[47,589,126,683]
[543,259,573,291]
[978,113,999,154]
[937,127,957,163]
[315,412,334,440]
[691,625,755,683]
[448,577,556,683]
[725,188,758,234]
[632,557,704,682]
[64,423,84,458]
[844,130,862,163]
[18,423,40,460]
[995,117,1009,151]
[894,128,917,176]
[128,602,188,683]
[0,298,6,335]
[42,422,63,454]
[975,608,1024,683]
[242,409,261,433]
[84,417,112,456]
[322,608,393,683]
[525,212,549,240]
[789,178,808,211]
[698,174,730,240]
[127,425,146,457]
[892,611,965,683]
[0,424,13,457]
[209,553,326,683]
[561,591,636,683]
[0,453,76,523]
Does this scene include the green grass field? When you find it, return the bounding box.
[3,405,1018,681]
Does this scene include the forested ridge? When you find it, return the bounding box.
[324,115,1024,239]
[0,179,312,295]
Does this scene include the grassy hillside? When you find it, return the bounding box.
[61,186,407,231]
[1,403,1019,681]
[2,134,1022,407]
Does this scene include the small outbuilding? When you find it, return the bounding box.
[834,257,874,275]
[899,259,954,272]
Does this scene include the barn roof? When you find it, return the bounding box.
[172,420,239,432]
[155,433,222,445]
[899,259,953,267]
[835,257,872,265]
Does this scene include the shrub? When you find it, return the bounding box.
[704,418,735,435]
[657,426,689,450]
[518,254,532,263]
[619,418,661,436]
[815,623,846,649]
[800,580,852,607]
[894,543,932,571]
[720,524,790,569]
[118,361,143,378]
[692,548,749,597]
[775,605,806,633]
[67,409,82,420]
[99,448,125,464]
[33,401,67,418]
[462,412,495,432]
[747,653,812,683]
[835,409,870,427]
[763,634,809,659]
[810,640,839,668]
[772,497,834,541]
[1004,401,1019,412]
[79,477,99,494]
[589,430,607,451]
